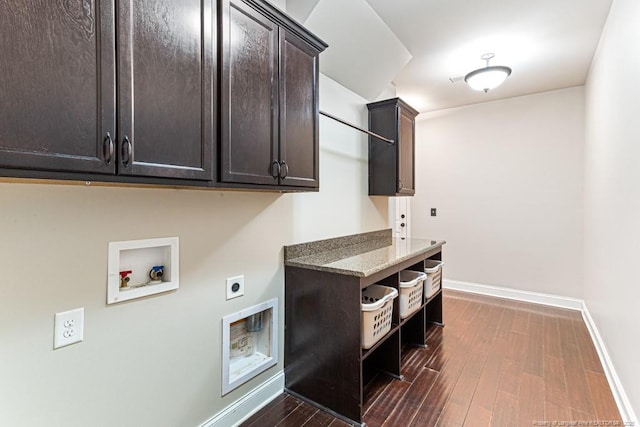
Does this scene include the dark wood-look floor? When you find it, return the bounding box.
[241,290,622,427]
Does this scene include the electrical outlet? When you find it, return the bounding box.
[54,307,84,349]
[226,275,244,300]
[431,208,437,217]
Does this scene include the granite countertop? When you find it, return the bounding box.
[284,229,445,278]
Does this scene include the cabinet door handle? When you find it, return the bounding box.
[122,136,132,167]
[271,160,281,179]
[280,161,289,179]
[398,179,403,190]
[103,133,114,165]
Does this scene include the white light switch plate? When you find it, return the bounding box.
[54,307,84,349]
[226,275,244,300]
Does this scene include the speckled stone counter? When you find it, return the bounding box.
[284,228,445,278]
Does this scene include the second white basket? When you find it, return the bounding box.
[424,260,444,299]
[361,284,398,349]
[399,270,426,319]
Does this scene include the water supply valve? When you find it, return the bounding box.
[148,265,164,284]
[119,270,132,288]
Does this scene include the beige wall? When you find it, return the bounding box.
[0,74,387,427]
[412,87,585,298]
[584,0,640,420]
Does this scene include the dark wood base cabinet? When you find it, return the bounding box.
[284,248,444,426]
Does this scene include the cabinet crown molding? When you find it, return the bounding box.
[241,0,328,52]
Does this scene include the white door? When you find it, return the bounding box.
[389,197,411,239]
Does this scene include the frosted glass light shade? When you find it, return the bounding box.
[464,66,512,92]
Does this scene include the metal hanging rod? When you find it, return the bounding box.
[319,110,394,144]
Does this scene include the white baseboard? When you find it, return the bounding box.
[581,305,638,426]
[444,279,637,425]
[443,279,583,310]
[201,371,284,427]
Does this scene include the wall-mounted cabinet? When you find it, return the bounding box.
[115,0,215,181]
[0,1,115,175]
[0,0,326,192]
[0,0,214,182]
[367,98,419,196]
[219,0,327,190]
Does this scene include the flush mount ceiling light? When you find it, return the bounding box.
[464,53,512,93]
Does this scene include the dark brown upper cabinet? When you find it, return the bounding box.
[0,0,214,182]
[367,98,419,196]
[219,0,327,190]
[116,0,215,180]
[0,1,115,175]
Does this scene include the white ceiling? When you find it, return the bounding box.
[303,0,412,100]
[289,0,613,113]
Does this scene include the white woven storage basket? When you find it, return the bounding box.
[424,260,444,299]
[398,270,426,319]
[361,285,398,349]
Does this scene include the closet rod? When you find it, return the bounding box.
[319,110,394,144]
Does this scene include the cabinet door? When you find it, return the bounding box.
[279,30,319,188]
[368,105,397,196]
[220,0,279,185]
[117,0,214,180]
[397,108,415,195]
[0,0,115,174]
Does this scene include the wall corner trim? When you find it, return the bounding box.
[443,279,637,425]
[200,371,284,427]
[581,304,638,426]
[443,279,583,310]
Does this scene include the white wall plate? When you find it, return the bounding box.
[53,307,84,349]
[107,237,179,304]
[221,299,278,395]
